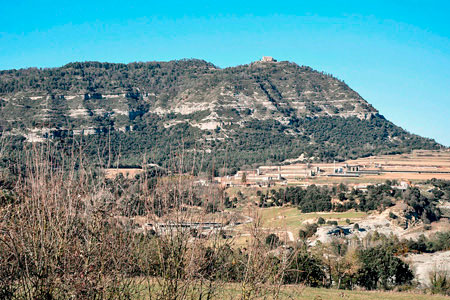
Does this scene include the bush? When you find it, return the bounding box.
[265,233,280,248]
[429,270,450,295]
[317,217,325,225]
[298,229,307,239]
[389,212,398,219]
[305,223,318,237]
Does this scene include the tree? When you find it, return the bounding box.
[283,252,325,286]
[338,193,347,201]
[320,239,359,290]
[356,247,413,290]
[241,172,247,184]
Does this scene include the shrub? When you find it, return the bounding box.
[389,212,398,219]
[265,233,280,248]
[298,229,307,240]
[305,223,318,237]
[429,270,450,295]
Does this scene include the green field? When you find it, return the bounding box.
[258,206,367,231]
[230,206,368,246]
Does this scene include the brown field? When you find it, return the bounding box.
[348,150,450,168]
[364,172,450,181]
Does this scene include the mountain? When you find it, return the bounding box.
[0,59,441,173]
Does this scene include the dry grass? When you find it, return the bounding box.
[0,143,296,299]
[364,173,450,181]
[289,286,450,300]
[136,281,450,300]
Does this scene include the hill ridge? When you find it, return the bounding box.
[0,58,441,170]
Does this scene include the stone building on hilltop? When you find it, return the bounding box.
[261,56,277,62]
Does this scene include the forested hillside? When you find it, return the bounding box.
[0,59,441,172]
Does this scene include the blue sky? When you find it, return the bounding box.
[1,0,449,145]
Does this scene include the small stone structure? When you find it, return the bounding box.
[261,56,277,62]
